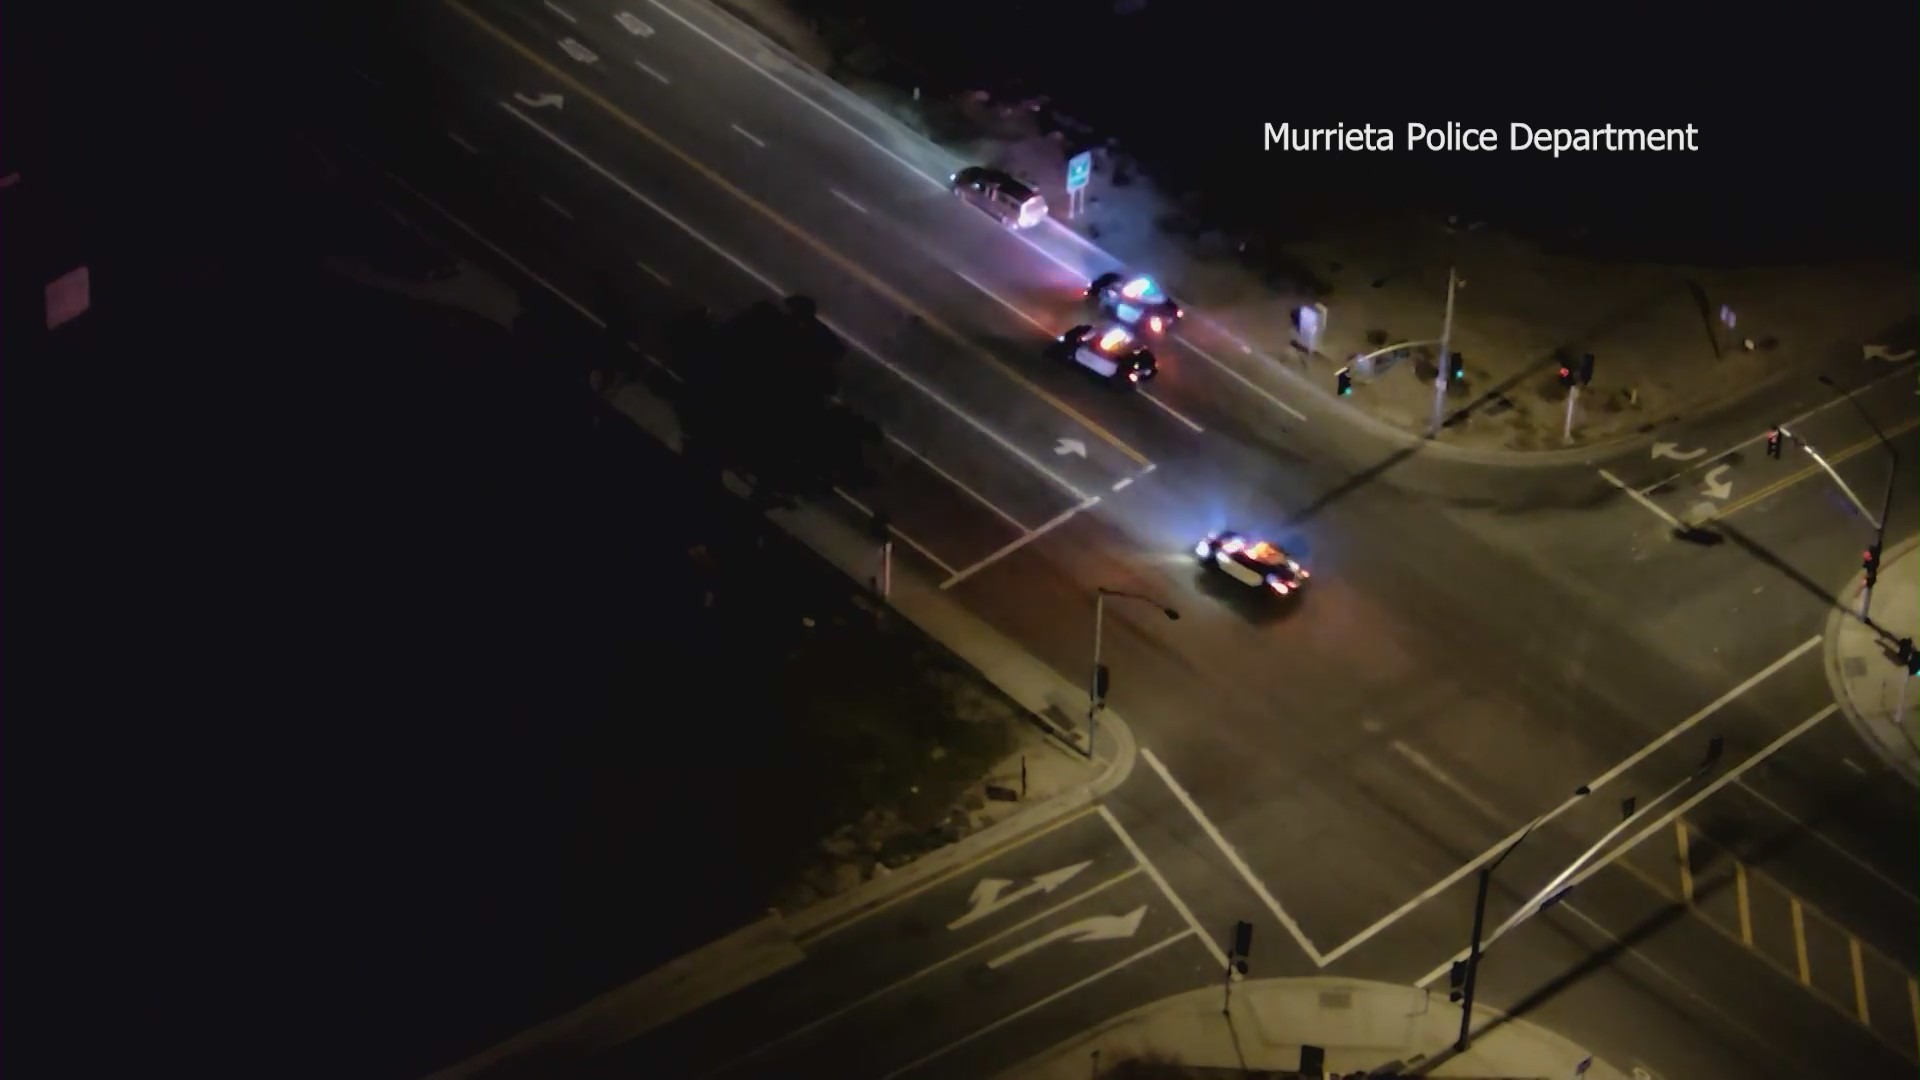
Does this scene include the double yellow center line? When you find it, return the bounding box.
[1703,415,1919,524]
[440,0,1150,468]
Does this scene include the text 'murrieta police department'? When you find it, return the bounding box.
[1263,122,1700,157]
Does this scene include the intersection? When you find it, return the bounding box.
[307,2,1919,1076]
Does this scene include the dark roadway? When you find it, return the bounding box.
[306,2,1920,1076]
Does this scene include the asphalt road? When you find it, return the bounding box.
[306,3,1920,1076]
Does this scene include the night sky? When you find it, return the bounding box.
[807,0,1919,262]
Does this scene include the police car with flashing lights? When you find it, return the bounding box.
[1086,272,1183,335]
[1047,323,1158,388]
[1194,531,1310,596]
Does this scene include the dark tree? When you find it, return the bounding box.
[663,299,877,507]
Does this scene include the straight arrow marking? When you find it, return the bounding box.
[986,906,1147,969]
[948,861,1092,930]
[1054,437,1088,458]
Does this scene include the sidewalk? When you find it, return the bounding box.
[997,978,1630,1080]
[341,163,1148,1073]
[417,287,1141,1080]
[1825,534,1920,787]
[710,0,1916,461]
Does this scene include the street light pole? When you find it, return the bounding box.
[1089,588,1180,761]
[1428,267,1461,437]
[1817,375,1900,623]
[1453,793,1579,1053]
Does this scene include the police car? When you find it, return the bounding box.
[1194,531,1310,595]
[1086,272,1182,335]
[1047,324,1158,387]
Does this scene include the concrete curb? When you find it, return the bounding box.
[376,160,1140,1078]
[695,0,1667,472]
[418,380,1139,1080]
[1823,532,1920,788]
[991,977,1631,1080]
[768,498,1139,941]
[421,913,806,1080]
[604,385,1139,940]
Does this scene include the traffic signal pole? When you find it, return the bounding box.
[1813,376,1902,623]
[1783,426,1891,621]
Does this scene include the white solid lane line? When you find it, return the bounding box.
[833,488,955,578]
[1319,633,1823,967]
[1389,739,1508,824]
[1170,331,1309,423]
[1098,805,1228,969]
[940,496,1100,590]
[944,268,1203,434]
[633,59,671,85]
[644,0,946,189]
[539,194,573,219]
[542,0,577,22]
[446,130,479,154]
[634,259,672,287]
[1139,389,1204,433]
[650,0,1310,434]
[875,930,1196,1080]
[884,435,1030,532]
[1730,773,1918,902]
[372,163,605,328]
[1598,467,1689,532]
[828,187,868,214]
[1140,747,1325,965]
[496,101,1088,502]
[1413,705,1839,990]
[703,867,1143,1078]
[729,123,766,148]
[949,268,1050,334]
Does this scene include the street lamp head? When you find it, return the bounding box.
[1817,374,1837,388]
[1163,608,1181,621]
[1573,784,1591,796]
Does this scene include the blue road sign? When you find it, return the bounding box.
[1066,151,1093,192]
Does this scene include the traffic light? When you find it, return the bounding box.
[1093,663,1111,703]
[1765,428,1783,459]
[1335,366,1353,396]
[1557,362,1576,388]
[1448,960,1468,1002]
[1898,638,1917,676]
[1863,544,1881,587]
[1577,353,1595,386]
[1448,352,1466,382]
